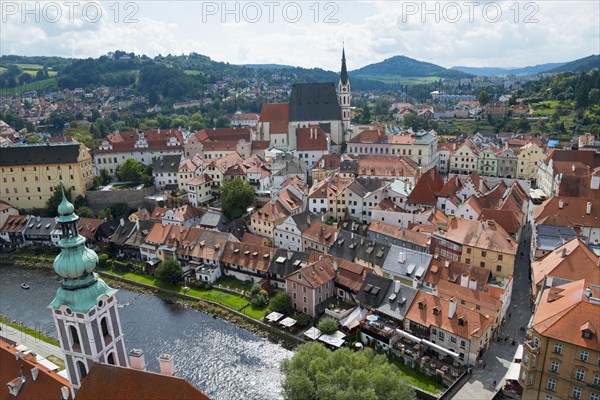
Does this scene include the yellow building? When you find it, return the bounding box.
[0,142,94,209]
[520,279,600,400]
[516,142,545,181]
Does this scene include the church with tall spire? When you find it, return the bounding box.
[49,182,128,397]
[338,45,351,133]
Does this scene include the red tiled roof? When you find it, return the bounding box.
[259,103,289,134]
[0,339,69,400]
[76,363,209,400]
[296,126,328,151]
[407,167,443,206]
[1,215,28,233]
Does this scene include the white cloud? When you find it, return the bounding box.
[1,1,598,70]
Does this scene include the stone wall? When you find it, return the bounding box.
[86,187,156,212]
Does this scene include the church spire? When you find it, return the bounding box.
[340,46,349,85]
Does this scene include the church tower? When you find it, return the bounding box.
[338,46,351,133]
[49,183,128,397]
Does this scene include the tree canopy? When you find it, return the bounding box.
[116,158,144,182]
[281,342,415,400]
[317,316,338,335]
[46,185,72,217]
[220,177,255,220]
[155,259,183,286]
[269,292,291,314]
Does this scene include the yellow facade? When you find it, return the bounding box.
[460,245,515,277]
[520,332,600,400]
[0,144,93,209]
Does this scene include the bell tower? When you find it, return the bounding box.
[49,182,128,397]
[338,46,351,133]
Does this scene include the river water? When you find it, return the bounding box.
[0,264,292,400]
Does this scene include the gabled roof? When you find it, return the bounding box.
[407,167,443,206]
[144,222,171,245]
[531,279,600,352]
[437,175,462,198]
[311,154,342,172]
[438,218,518,255]
[368,220,429,248]
[296,126,328,151]
[286,257,336,289]
[76,363,209,400]
[0,214,29,233]
[288,83,341,122]
[424,258,491,290]
[303,221,340,247]
[532,238,600,289]
[405,291,493,339]
[221,241,276,272]
[0,142,82,166]
[77,217,105,241]
[534,196,600,228]
[357,273,393,308]
[153,154,182,174]
[0,339,69,400]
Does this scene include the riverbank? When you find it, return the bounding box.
[3,254,445,397]
[2,255,303,350]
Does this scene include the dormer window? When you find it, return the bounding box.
[582,330,593,339]
[433,307,440,316]
[458,318,465,326]
[418,301,425,310]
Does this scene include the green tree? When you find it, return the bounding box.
[477,90,490,105]
[317,316,338,335]
[155,259,183,286]
[75,206,95,218]
[116,158,143,182]
[98,208,113,220]
[220,177,255,219]
[589,88,600,105]
[100,168,112,185]
[73,195,87,209]
[269,292,291,314]
[281,342,415,400]
[46,185,72,217]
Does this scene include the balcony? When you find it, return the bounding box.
[360,315,398,345]
[523,340,540,354]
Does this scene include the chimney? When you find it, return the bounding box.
[572,163,576,172]
[120,218,125,226]
[460,273,469,288]
[558,199,564,209]
[585,286,592,299]
[332,258,338,272]
[129,349,146,371]
[31,367,39,381]
[586,201,592,215]
[158,354,175,376]
[561,247,567,258]
[412,277,419,289]
[448,298,457,319]
[469,277,477,290]
[398,251,406,264]
[287,246,292,260]
[61,386,70,399]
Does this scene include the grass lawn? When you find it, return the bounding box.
[241,304,267,319]
[0,77,58,96]
[215,276,253,292]
[105,269,263,316]
[111,182,141,190]
[16,63,44,70]
[184,70,202,75]
[392,360,446,394]
[46,354,65,370]
[0,316,60,347]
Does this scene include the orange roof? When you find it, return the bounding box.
[407,167,444,206]
[76,363,209,400]
[131,208,151,221]
[357,155,419,178]
[145,222,171,245]
[252,200,290,223]
[259,103,289,134]
[306,252,371,292]
[424,258,491,289]
[241,232,264,245]
[296,126,328,151]
[405,291,493,339]
[534,196,600,228]
[303,221,340,247]
[311,154,342,171]
[0,339,69,400]
[0,215,28,233]
[437,279,502,311]
[220,240,276,272]
[531,279,600,352]
[437,175,462,197]
[188,174,212,186]
[373,198,405,212]
[532,238,600,291]
[150,207,169,221]
[368,220,429,247]
[77,217,104,241]
[439,218,518,255]
[348,129,387,144]
[286,257,336,289]
[0,200,17,212]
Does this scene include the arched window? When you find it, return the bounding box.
[69,325,81,351]
[101,316,112,344]
[77,360,87,379]
[107,352,115,365]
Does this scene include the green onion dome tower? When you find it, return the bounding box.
[49,182,129,397]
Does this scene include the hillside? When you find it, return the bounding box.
[452,62,565,77]
[548,55,600,74]
[351,55,470,82]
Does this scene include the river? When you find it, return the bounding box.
[0,263,293,400]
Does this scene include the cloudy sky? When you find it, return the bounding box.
[1,1,598,71]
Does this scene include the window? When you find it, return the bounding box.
[497,265,502,272]
[575,369,585,380]
[572,386,582,399]
[460,340,466,348]
[547,378,556,391]
[550,360,559,372]
[69,325,80,350]
[594,374,600,385]
[450,336,457,344]
[580,351,589,361]
[77,360,87,380]
[480,261,485,268]
[438,331,445,341]
[590,392,599,400]
[107,352,115,365]
[498,254,503,261]
[533,337,540,349]
[553,343,562,354]
[481,250,487,257]
[544,396,553,400]
[466,248,471,254]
